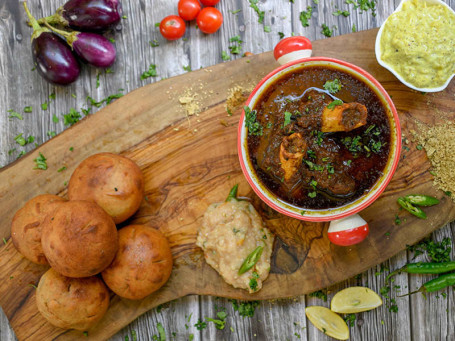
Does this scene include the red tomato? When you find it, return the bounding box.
[178,0,201,21]
[197,7,223,34]
[327,214,369,246]
[160,15,186,40]
[200,0,220,5]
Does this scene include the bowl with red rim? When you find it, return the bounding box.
[237,37,401,227]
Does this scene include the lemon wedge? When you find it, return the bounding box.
[305,306,349,340]
[331,286,383,314]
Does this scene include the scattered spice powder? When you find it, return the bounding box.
[414,121,455,201]
[225,85,253,115]
[178,88,201,117]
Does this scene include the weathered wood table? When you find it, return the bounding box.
[1,0,455,340]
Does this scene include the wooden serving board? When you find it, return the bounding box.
[1,28,455,340]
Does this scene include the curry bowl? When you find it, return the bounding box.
[375,0,455,92]
[238,41,401,222]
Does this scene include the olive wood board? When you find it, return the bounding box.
[1,28,454,341]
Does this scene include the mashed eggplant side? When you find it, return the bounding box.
[196,199,274,293]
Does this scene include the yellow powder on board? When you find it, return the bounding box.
[414,121,455,199]
[226,85,254,115]
[178,88,201,117]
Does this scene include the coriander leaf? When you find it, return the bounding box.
[244,106,263,136]
[41,102,48,110]
[222,51,230,61]
[183,65,192,72]
[194,319,207,330]
[141,64,157,80]
[57,166,66,172]
[321,24,335,37]
[344,314,356,327]
[299,6,313,27]
[109,37,115,43]
[24,106,32,113]
[96,73,100,89]
[327,99,343,109]
[264,25,271,33]
[231,9,241,14]
[63,108,82,126]
[156,323,166,341]
[313,0,319,3]
[52,115,59,123]
[278,32,285,39]
[323,79,342,94]
[333,10,350,16]
[149,39,159,47]
[309,290,327,301]
[249,0,265,24]
[352,23,357,32]
[283,111,292,127]
[8,110,23,120]
[230,300,260,318]
[33,152,47,170]
[47,131,56,137]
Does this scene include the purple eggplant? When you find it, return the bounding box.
[24,3,80,86]
[38,0,122,31]
[44,23,116,68]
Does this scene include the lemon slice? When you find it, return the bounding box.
[331,286,383,313]
[305,306,349,340]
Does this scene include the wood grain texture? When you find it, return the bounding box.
[1,1,455,340]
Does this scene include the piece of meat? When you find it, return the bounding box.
[296,90,331,130]
[279,133,307,181]
[321,102,367,133]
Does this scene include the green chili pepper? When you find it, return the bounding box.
[238,246,264,275]
[397,197,427,219]
[400,272,455,297]
[404,195,440,207]
[226,184,239,202]
[386,261,455,283]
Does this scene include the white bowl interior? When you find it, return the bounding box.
[375,0,455,93]
[240,60,400,221]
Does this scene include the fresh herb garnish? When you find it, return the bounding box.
[194,319,207,330]
[229,35,243,55]
[344,314,356,327]
[57,166,67,172]
[352,23,357,32]
[327,99,343,109]
[87,90,124,107]
[309,289,328,301]
[321,24,336,37]
[8,110,23,120]
[244,106,263,136]
[307,150,316,159]
[149,39,159,47]
[299,6,313,27]
[264,25,271,33]
[407,237,452,263]
[63,108,82,126]
[47,131,56,137]
[206,311,228,330]
[183,65,192,72]
[333,9,350,16]
[222,51,230,61]
[283,111,292,127]
[15,133,34,146]
[249,271,259,291]
[41,101,48,110]
[345,0,377,17]
[323,79,342,94]
[24,106,32,113]
[231,9,242,14]
[156,323,166,341]
[141,64,157,80]
[249,0,265,24]
[278,32,285,39]
[33,152,47,170]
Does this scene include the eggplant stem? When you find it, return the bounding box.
[43,20,79,48]
[23,1,50,40]
[36,7,68,27]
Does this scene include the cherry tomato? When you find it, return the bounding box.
[160,15,186,40]
[197,7,223,34]
[327,214,369,246]
[178,0,201,21]
[200,0,220,5]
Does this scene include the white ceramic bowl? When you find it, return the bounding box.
[375,0,455,92]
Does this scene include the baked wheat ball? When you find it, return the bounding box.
[11,194,66,265]
[36,268,109,331]
[41,200,118,278]
[102,225,173,300]
[68,153,144,224]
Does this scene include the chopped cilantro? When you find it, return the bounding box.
[87,90,124,107]
[96,73,100,88]
[52,114,59,123]
[49,93,56,101]
[109,37,115,43]
[333,9,350,16]
[416,144,423,150]
[407,237,452,263]
[156,323,166,341]
[33,152,47,170]
[327,99,343,109]
[249,0,265,24]
[299,6,313,27]
[323,79,342,94]
[244,106,263,136]
[345,0,377,17]
[283,111,292,127]
[352,23,357,32]
[194,319,207,330]
[149,39,159,47]
[183,65,192,72]
[229,35,243,55]
[57,166,67,172]
[321,24,336,37]
[222,51,230,61]
[41,101,48,110]
[24,106,32,113]
[307,150,316,159]
[264,25,271,33]
[278,32,285,39]
[249,271,259,291]
[141,64,157,80]
[8,110,23,120]
[308,191,317,198]
[231,300,260,318]
[309,289,327,301]
[47,131,56,137]
[63,108,82,126]
[231,9,241,14]
[344,314,356,327]
[14,133,34,146]
[394,214,401,225]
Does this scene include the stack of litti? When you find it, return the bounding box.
[10,153,173,332]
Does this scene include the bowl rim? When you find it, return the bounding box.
[237,56,402,222]
[375,0,455,93]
